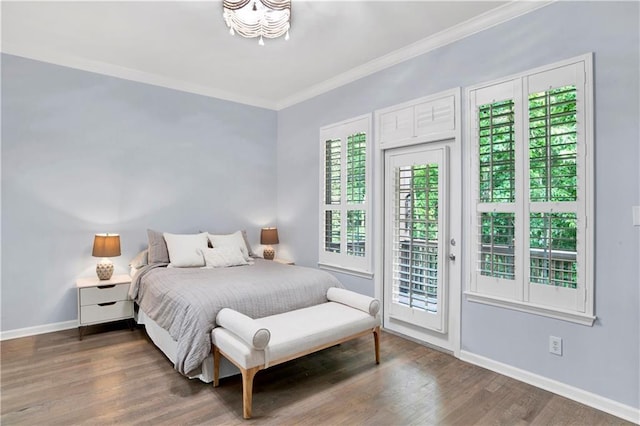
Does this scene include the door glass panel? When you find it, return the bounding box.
[392,163,439,313]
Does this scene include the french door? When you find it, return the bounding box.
[384,145,449,335]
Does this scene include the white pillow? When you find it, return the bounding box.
[208,231,250,261]
[201,246,248,268]
[163,232,208,267]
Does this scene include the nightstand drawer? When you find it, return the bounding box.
[80,283,129,306]
[80,301,133,325]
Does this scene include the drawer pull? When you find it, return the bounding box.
[97,285,116,289]
[97,302,117,307]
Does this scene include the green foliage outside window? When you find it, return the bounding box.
[347,133,366,204]
[325,132,368,257]
[325,210,340,253]
[410,164,439,241]
[324,139,341,205]
[397,164,438,241]
[479,86,578,287]
[529,86,577,203]
[479,100,515,203]
[347,210,366,256]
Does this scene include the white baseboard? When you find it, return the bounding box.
[0,320,77,341]
[460,350,640,424]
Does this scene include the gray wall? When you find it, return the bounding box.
[277,2,639,408]
[1,54,277,331]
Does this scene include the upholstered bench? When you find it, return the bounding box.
[211,287,381,419]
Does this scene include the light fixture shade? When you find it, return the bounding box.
[223,0,291,41]
[260,228,279,245]
[92,234,121,258]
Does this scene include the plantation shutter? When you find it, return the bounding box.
[324,138,341,253]
[468,56,593,323]
[319,115,372,274]
[525,64,587,312]
[471,80,521,300]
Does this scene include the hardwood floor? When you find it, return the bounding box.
[1,323,631,425]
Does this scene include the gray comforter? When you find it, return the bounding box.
[129,260,343,376]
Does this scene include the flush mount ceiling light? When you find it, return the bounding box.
[223,0,291,46]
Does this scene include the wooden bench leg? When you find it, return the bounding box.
[241,366,261,419]
[212,345,221,387]
[373,326,381,364]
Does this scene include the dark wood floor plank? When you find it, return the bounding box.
[1,325,632,425]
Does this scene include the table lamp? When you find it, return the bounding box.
[260,228,279,260]
[92,233,121,280]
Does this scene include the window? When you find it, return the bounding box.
[319,114,372,277]
[467,55,594,325]
[394,162,441,314]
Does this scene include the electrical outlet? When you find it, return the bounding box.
[549,336,562,356]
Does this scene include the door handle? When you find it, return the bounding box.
[449,253,456,261]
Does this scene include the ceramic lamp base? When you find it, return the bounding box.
[96,259,114,280]
[263,247,275,260]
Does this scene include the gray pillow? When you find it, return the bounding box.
[241,230,257,258]
[147,229,169,264]
[129,249,149,268]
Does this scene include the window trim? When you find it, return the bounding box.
[465,53,595,326]
[317,262,374,279]
[318,114,373,276]
[464,291,595,326]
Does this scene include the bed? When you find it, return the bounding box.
[129,258,343,382]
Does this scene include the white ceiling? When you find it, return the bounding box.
[1,1,547,109]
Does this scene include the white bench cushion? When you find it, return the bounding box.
[212,301,379,369]
[216,308,271,349]
[327,287,380,316]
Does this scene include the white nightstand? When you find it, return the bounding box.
[76,274,134,340]
[274,258,295,265]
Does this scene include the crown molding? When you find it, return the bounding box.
[1,41,278,110]
[275,0,554,110]
[2,1,553,111]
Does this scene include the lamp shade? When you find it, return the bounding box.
[92,234,121,258]
[260,228,279,245]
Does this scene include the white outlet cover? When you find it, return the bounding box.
[549,336,563,356]
[633,206,640,226]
